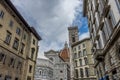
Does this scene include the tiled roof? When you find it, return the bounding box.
[59,48,70,62]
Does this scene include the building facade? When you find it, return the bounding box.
[0,0,41,80]
[34,58,53,80]
[44,50,70,80]
[68,27,97,80]
[83,0,120,80]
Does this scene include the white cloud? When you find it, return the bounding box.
[79,32,90,40]
[11,0,83,58]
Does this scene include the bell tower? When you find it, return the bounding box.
[68,26,79,80]
[68,26,79,46]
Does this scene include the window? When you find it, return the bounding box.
[5,31,11,45]
[75,69,78,78]
[16,27,21,35]
[20,43,25,54]
[33,39,36,45]
[23,34,26,40]
[0,53,5,62]
[9,20,13,27]
[16,61,22,71]
[75,60,78,67]
[60,70,63,73]
[112,69,118,80]
[8,58,14,67]
[85,68,89,77]
[83,49,87,56]
[27,76,31,80]
[79,51,83,57]
[0,53,6,64]
[72,37,75,42]
[39,70,42,75]
[5,75,11,80]
[73,47,76,52]
[15,77,18,80]
[83,44,85,48]
[29,65,32,73]
[80,68,84,77]
[74,53,77,59]
[31,48,35,59]
[0,74,2,80]
[0,10,4,19]
[13,38,19,50]
[79,59,82,66]
[60,78,63,80]
[78,45,81,49]
[84,58,88,65]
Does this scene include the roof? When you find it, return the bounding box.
[30,27,42,40]
[4,0,41,40]
[44,49,59,54]
[72,38,90,47]
[59,48,70,62]
[68,26,78,30]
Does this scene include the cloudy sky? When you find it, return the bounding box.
[11,0,89,58]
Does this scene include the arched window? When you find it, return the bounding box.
[39,70,42,75]
[84,58,88,65]
[79,59,82,66]
[80,68,84,77]
[75,69,78,78]
[78,51,82,57]
[83,49,87,56]
[74,53,77,58]
[85,67,89,77]
[75,60,78,67]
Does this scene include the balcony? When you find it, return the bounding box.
[94,49,104,61]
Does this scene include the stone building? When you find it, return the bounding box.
[83,0,120,80]
[68,27,97,80]
[44,50,70,80]
[0,0,41,80]
[34,58,54,80]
